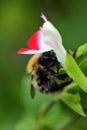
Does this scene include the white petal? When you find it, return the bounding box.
[43,21,66,66]
[43,21,62,45]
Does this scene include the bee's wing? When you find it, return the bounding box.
[30,84,36,99]
[30,75,36,99]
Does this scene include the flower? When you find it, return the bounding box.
[40,13,66,66]
[18,12,87,92]
[17,12,66,66]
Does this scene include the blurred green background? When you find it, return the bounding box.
[0,0,87,130]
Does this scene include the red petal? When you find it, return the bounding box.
[17,48,43,54]
[17,48,29,54]
[27,30,42,50]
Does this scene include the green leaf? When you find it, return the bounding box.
[63,82,80,92]
[76,43,87,59]
[79,57,87,75]
[60,92,86,117]
[65,52,87,92]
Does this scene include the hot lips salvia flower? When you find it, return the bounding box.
[18,12,87,92]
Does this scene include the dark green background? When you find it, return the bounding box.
[0,0,87,130]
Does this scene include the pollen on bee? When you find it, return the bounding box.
[27,54,42,73]
[40,27,43,30]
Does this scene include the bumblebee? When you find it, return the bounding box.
[27,51,71,98]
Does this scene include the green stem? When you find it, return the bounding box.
[40,95,60,117]
[59,114,80,130]
[59,104,87,130]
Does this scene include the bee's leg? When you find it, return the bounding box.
[72,49,77,58]
[50,69,58,76]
